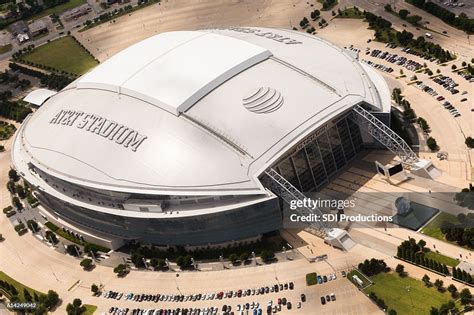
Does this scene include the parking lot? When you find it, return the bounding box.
[98,268,379,315]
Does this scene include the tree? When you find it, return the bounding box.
[91,284,99,294]
[260,250,275,262]
[16,184,26,198]
[66,298,86,315]
[399,9,410,19]
[417,239,426,251]
[113,264,128,277]
[12,196,23,210]
[384,4,392,12]
[44,290,59,309]
[8,169,20,182]
[460,288,472,305]
[240,252,249,263]
[27,219,39,232]
[451,64,457,70]
[422,274,430,286]
[66,245,80,257]
[434,279,443,291]
[395,264,404,275]
[427,137,439,151]
[228,253,238,264]
[447,284,457,297]
[430,307,439,315]
[388,310,397,315]
[80,258,93,270]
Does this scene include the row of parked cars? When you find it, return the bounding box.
[320,293,336,305]
[414,82,439,97]
[109,307,220,315]
[457,71,474,83]
[440,100,461,118]
[369,48,423,71]
[102,282,295,304]
[399,46,438,63]
[107,293,307,315]
[432,75,460,95]
[362,59,394,73]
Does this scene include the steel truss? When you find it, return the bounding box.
[264,168,330,237]
[351,105,418,165]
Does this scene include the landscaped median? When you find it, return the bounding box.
[305,272,317,286]
[44,221,110,253]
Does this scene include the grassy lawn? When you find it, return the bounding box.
[29,0,86,21]
[348,269,371,288]
[0,271,45,300]
[421,212,461,242]
[20,36,98,75]
[365,272,454,315]
[83,304,97,315]
[0,44,12,54]
[337,7,364,19]
[424,250,460,267]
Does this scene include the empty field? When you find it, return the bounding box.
[20,36,98,75]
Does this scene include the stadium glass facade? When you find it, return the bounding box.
[273,113,363,193]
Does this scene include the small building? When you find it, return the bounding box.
[9,20,28,36]
[28,20,48,37]
[62,4,92,22]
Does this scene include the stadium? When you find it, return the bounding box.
[12,27,394,249]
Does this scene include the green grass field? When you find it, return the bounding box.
[0,271,45,300]
[0,44,12,54]
[29,0,86,21]
[83,304,97,315]
[365,272,454,315]
[424,250,460,267]
[20,36,98,75]
[421,212,465,247]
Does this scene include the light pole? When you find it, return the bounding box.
[282,246,288,260]
[252,251,256,265]
[406,286,414,307]
[191,257,197,270]
[219,255,225,269]
[142,257,148,270]
[165,258,171,271]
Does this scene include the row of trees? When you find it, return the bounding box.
[128,236,285,267]
[397,239,449,275]
[365,11,454,62]
[368,292,387,310]
[9,62,74,91]
[454,185,474,210]
[439,214,474,248]
[408,0,473,33]
[452,266,474,284]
